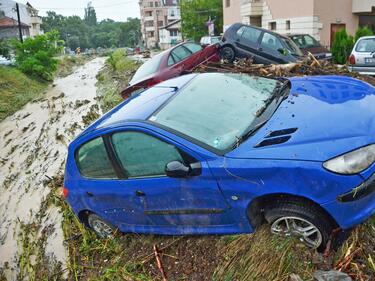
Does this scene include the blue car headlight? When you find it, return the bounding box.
[323,144,375,174]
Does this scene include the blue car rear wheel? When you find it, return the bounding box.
[87,213,115,238]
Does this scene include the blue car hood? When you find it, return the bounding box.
[226,75,375,161]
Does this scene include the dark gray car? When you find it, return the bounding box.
[220,23,303,64]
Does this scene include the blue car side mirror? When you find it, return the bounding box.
[165,161,201,178]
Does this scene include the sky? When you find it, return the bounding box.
[18,0,140,22]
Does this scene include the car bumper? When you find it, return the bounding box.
[348,65,375,75]
[321,173,375,229]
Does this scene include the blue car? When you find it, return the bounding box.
[64,73,375,251]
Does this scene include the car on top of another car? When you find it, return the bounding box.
[120,41,220,98]
[220,22,303,64]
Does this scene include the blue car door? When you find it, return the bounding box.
[75,136,150,226]
[109,129,231,229]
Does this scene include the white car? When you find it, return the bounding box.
[349,36,375,75]
[0,56,14,66]
[200,36,221,47]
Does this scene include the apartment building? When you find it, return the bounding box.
[139,0,181,48]
[0,0,43,39]
[223,0,375,47]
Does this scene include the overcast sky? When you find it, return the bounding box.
[18,0,140,22]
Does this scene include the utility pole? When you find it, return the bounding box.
[15,3,23,43]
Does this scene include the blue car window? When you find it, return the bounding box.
[151,73,278,151]
[76,137,117,179]
[112,131,183,178]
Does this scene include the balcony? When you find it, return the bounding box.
[241,0,263,17]
[145,26,155,32]
[352,0,375,13]
[30,16,42,25]
[144,16,154,21]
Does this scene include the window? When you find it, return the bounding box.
[145,11,152,17]
[169,30,178,37]
[226,0,230,7]
[145,20,154,27]
[269,21,276,30]
[241,26,262,43]
[76,137,117,179]
[168,55,175,66]
[158,20,164,27]
[130,50,165,82]
[286,20,290,30]
[112,132,183,178]
[171,45,192,62]
[183,42,202,53]
[356,38,375,52]
[149,1,153,7]
[260,32,283,50]
[155,1,159,7]
[150,73,279,151]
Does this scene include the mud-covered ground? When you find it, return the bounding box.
[0,58,105,279]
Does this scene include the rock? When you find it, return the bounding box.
[313,270,352,281]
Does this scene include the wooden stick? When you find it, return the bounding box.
[154,244,168,281]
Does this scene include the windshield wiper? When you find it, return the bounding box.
[233,80,290,149]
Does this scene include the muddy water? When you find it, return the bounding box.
[0,57,105,278]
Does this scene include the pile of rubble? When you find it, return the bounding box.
[195,55,375,87]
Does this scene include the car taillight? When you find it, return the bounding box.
[349,54,355,65]
[63,187,69,198]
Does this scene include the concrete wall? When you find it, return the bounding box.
[314,0,359,47]
[223,0,242,31]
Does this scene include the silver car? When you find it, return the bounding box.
[349,36,375,75]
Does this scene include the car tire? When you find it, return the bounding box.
[87,213,115,238]
[220,46,235,62]
[264,202,334,251]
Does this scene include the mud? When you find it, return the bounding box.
[0,58,105,279]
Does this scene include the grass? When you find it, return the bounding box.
[96,49,141,113]
[0,66,47,121]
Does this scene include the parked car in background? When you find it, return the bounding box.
[200,36,221,47]
[289,34,332,60]
[125,47,135,56]
[220,23,303,64]
[349,36,375,75]
[65,73,375,251]
[120,42,220,98]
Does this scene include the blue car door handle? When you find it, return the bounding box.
[135,190,146,197]
[86,191,94,197]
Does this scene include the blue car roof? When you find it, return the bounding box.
[79,74,197,136]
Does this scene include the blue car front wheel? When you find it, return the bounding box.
[264,202,333,251]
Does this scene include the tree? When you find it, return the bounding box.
[84,2,97,26]
[0,39,11,58]
[180,0,223,42]
[355,26,373,42]
[119,18,141,47]
[331,29,354,64]
[12,31,64,80]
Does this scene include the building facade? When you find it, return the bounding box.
[139,0,181,48]
[223,0,375,47]
[0,0,42,40]
[0,16,29,40]
[159,19,182,49]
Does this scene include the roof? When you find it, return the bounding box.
[78,74,197,137]
[159,19,181,30]
[0,16,30,28]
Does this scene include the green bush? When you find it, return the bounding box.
[12,31,63,80]
[0,39,11,59]
[355,26,374,42]
[331,29,354,64]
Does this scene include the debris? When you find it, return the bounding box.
[194,58,375,88]
[153,244,168,281]
[290,273,304,281]
[313,270,352,281]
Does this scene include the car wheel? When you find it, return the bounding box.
[87,213,115,238]
[220,46,235,62]
[264,202,333,251]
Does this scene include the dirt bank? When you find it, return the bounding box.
[0,57,105,279]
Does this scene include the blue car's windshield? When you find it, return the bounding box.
[150,73,280,151]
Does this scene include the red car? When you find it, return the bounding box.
[121,42,220,98]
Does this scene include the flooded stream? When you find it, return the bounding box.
[0,57,106,279]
